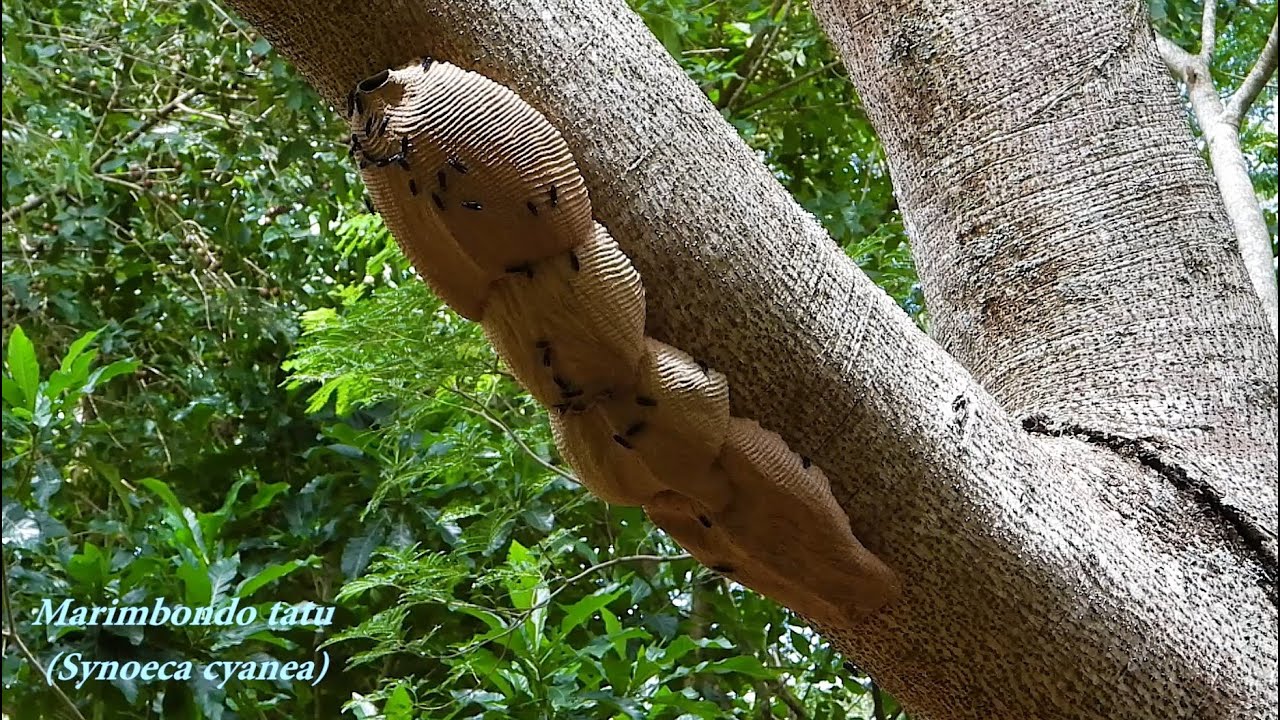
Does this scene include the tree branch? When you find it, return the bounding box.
[738,59,844,113]
[1200,0,1218,60]
[219,1,1279,716]
[1225,14,1279,122]
[770,679,810,719]
[1154,32,1196,82]
[1155,21,1277,329]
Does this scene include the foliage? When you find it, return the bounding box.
[2,0,382,715]
[1,1,1274,719]
[3,326,322,717]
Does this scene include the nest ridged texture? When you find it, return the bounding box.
[349,59,902,627]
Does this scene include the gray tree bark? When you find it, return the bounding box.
[221,1,1279,717]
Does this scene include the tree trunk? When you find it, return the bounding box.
[221,1,1279,717]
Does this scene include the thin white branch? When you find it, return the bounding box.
[1200,0,1218,61]
[1225,14,1279,123]
[1155,32,1196,83]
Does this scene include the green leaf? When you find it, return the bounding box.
[178,560,213,606]
[345,694,380,720]
[700,655,776,679]
[66,543,107,588]
[139,478,205,563]
[2,505,42,550]
[44,369,77,404]
[31,392,53,428]
[559,585,625,636]
[658,635,699,665]
[139,477,185,517]
[244,629,296,650]
[83,359,138,393]
[89,461,134,524]
[383,683,413,720]
[47,338,101,401]
[200,476,252,542]
[504,540,542,611]
[245,482,289,513]
[207,554,240,604]
[0,371,27,409]
[449,604,507,633]
[32,459,62,509]
[59,329,100,373]
[236,559,307,599]
[342,525,384,579]
[6,325,39,410]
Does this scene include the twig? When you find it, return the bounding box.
[189,269,214,331]
[439,553,692,658]
[719,0,791,112]
[444,385,579,484]
[95,174,146,192]
[20,28,216,87]
[91,79,121,147]
[772,679,810,719]
[738,60,843,113]
[90,89,199,174]
[151,418,174,469]
[206,0,257,44]
[1,88,200,225]
[1155,32,1197,82]
[175,102,234,126]
[871,679,887,720]
[1,550,90,720]
[556,553,689,592]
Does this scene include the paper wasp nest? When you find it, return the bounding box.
[347,58,901,627]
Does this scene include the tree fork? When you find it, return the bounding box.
[222,1,1278,717]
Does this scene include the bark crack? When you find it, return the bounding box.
[1022,413,1278,604]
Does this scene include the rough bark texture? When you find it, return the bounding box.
[814,0,1278,576]
[222,1,1279,717]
